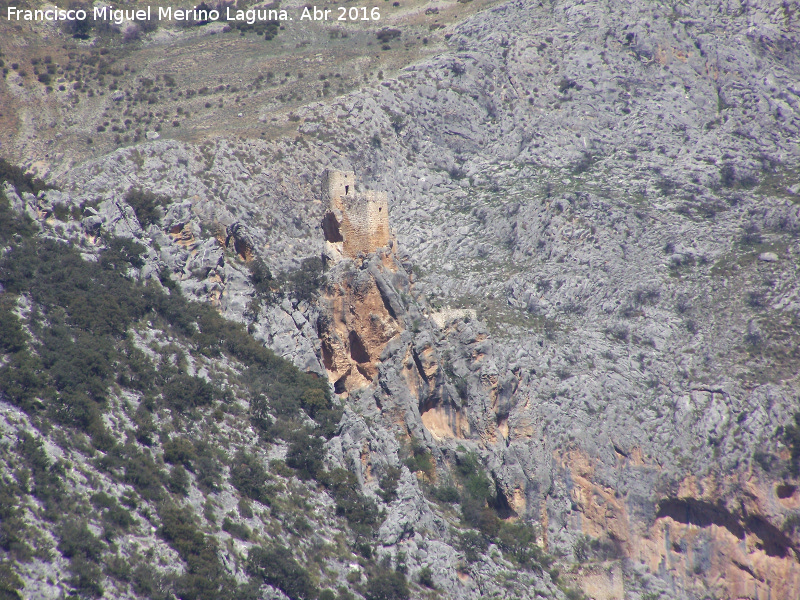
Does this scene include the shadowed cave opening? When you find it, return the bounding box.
[657,498,798,559]
[334,374,347,395]
[348,330,370,364]
[322,212,344,243]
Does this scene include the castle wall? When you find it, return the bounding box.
[322,170,354,212]
[323,170,390,258]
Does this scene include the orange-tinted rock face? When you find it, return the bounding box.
[555,449,800,599]
[319,255,403,395]
[169,221,196,249]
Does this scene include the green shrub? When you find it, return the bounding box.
[0,158,51,196]
[782,412,800,476]
[248,258,274,296]
[319,589,336,600]
[247,543,317,599]
[122,446,166,502]
[429,485,459,504]
[91,492,135,532]
[162,374,216,412]
[238,497,254,519]
[124,188,169,227]
[280,256,325,303]
[100,236,146,270]
[300,387,331,419]
[378,466,401,503]
[571,533,620,564]
[230,450,274,505]
[455,452,493,504]
[67,556,104,598]
[364,568,409,600]
[0,479,31,561]
[0,308,27,353]
[418,566,434,588]
[16,432,64,515]
[402,440,434,479]
[193,440,223,493]
[286,430,325,480]
[497,521,551,569]
[0,560,24,600]
[163,437,198,470]
[461,496,499,537]
[320,468,379,534]
[105,554,132,582]
[459,530,488,563]
[221,518,250,541]
[131,564,170,600]
[57,519,104,563]
[167,465,190,496]
[157,504,235,599]
[133,403,157,446]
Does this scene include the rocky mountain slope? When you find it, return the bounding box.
[2,1,800,599]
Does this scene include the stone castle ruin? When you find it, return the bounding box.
[322,170,390,260]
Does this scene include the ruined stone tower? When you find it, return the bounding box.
[322,170,390,259]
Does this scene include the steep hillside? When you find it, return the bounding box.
[1,1,800,599]
[1,165,568,599]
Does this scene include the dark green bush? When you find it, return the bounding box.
[0,479,31,561]
[321,468,379,534]
[280,256,325,303]
[364,568,409,600]
[0,560,24,600]
[163,437,198,470]
[418,566,434,588]
[193,440,223,493]
[300,387,331,419]
[460,496,499,537]
[57,519,105,563]
[497,521,551,570]
[122,446,167,502]
[429,484,459,504]
[124,188,169,227]
[402,440,434,479]
[0,308,27,354]
[0,158,50,196]
[157,504,235,600]
[133,403,157,446]
[221,518,250,541]
[286,430,325,480]
[782,412,800,476]
[131,564,169,600]
[91,492,135,532]
[230,450,274,504]
[248,259,274,296]
[105,554,132,582]
[455,452,493,504]
[99,236,146,270]
[167,465,190,496]
[459,530,488,563]
[238,497,254,519]
[162,374,216,412]
[67,556,104,598]
[247,543,317,600]
[16,432,65,515]
[378,466,401,503]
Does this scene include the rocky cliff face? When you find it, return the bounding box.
[2,1,800,599]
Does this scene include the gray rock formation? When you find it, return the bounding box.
[4,0,800,598]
